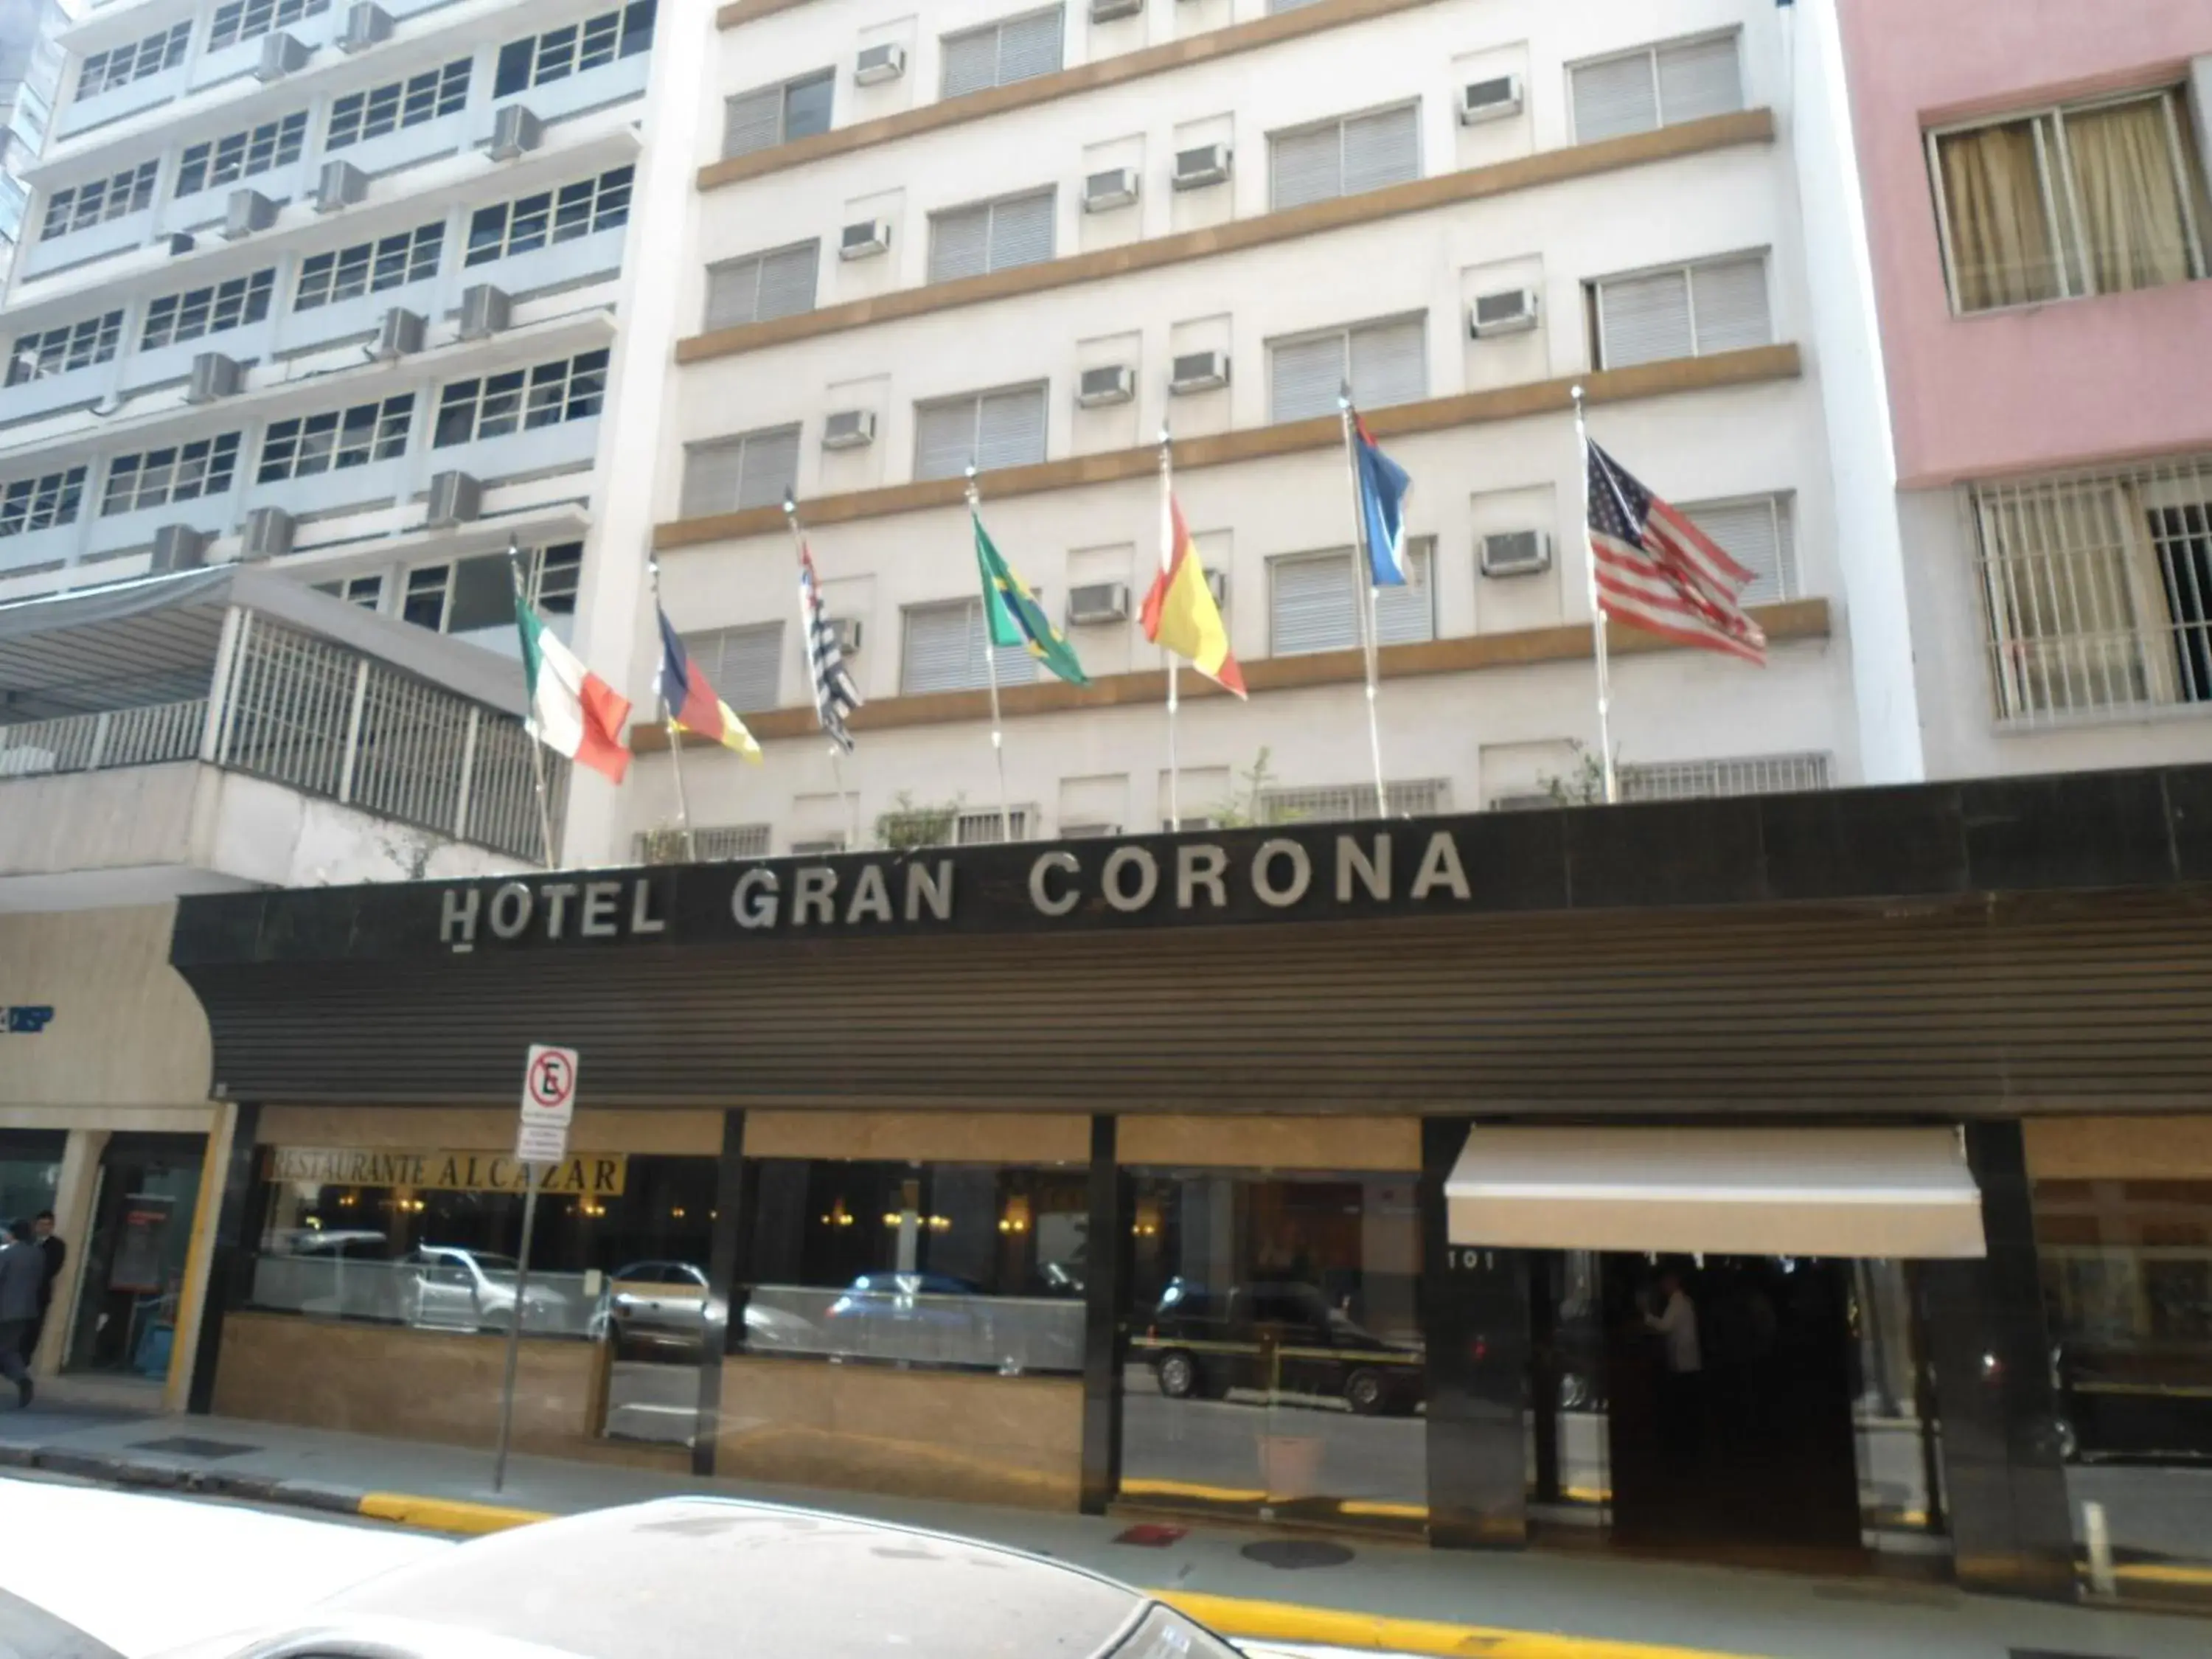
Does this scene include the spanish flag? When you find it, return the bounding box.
[1142,495,1245,698]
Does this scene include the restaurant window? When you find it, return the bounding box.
[740,1158,1089,1374]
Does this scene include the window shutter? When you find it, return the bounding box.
[1656,35,1742,126]
[940,25,998,97]
[928,204,992,283]
[902,602,977,693]
[723,86,782,158]
[995,8,1063,85]
[734,425,801,509]
[1349,316,1427,409]
[1596,268,1694,367]
[1687,496,1792,605]
[1270,333,1346,423]
[987,189,1054,271]
[1271,550,1364,655]
[703,255,763,329]
[755,241,819,320]
[1270,122,1342,212]
[1571,52,1659,143]
[1341,103,1419,198]
[915,398,979,480]
[690,621,784,709]
[1374,540,1436,643]
[681,439,748,517]
[975,383,1047,470]
[1689,256,1771,354]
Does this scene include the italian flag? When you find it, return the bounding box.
[516,595,633,785]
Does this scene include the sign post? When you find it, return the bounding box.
[493,1043,577,1492]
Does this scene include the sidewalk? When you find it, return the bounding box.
[0,1395,2205,1659]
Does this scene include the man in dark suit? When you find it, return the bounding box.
[20,1211,63,1367]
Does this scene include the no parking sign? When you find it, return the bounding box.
[517,1043,578,1165]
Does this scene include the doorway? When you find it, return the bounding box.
[65,1134,206,1379]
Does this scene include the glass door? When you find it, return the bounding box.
[66,1134,204,1378]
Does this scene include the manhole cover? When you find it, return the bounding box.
[130,1436,260,1459]
[1239,1540,1354,1570]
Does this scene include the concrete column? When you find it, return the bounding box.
[2190,58,2212,194]
[35,1130,105,1379]
[164,1102,235,1413]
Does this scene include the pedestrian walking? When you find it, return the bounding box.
[0,1220,40,1407]
[21,1211,64,1366]
[1644,1267,1703,1464]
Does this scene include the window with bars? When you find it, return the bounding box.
[941,7,1062,98]
[901,598,1040,694]
[141,269,275,349]
[433,351,608,447]
[1569,32,1742,145]
[295,223,443,310]
[722,69,834,159]
[1679,493,1796,606]
[313,571,386,608]
[208,0,329,53]
[7,310,123,383]
[0,466,87,538]
[682,622,785,711]
[175,112,309,198]
[76,22,190,102]
[1618,754,1830,801]
[1587,254,1770,370]
[1268,540,1435,656]
[914,383,1048,481]
[465,167,633,266]
[928,189,1054,284]
[41,161,159,241]
[1930,88,2207,316]
[703,240,818,330]
[327,59,473,150]
[101,434,243,515]
[1269,102,1419,212]
[258,394,414,481]
[1259,779,1450,823]
[1268,315,1427,424]
[638,823,773,864]
[955,807,1033,844]
[1972,457,2212,723]
[493,1,656,97]
[679,424,801,518]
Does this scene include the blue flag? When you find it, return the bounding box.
[1352,416,1411,586]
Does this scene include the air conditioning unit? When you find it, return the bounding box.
[821,409,877,450]
[1478,529,1552,578]
[370,307,425,361]
[828,616,863,654]
[838,218,891,260]
[150,524,207,573]
[167,232,196,257]
[1168,349,1228,394]
[1205,568,1227,607]
[1066,581,1129,625]
[1458,73,1523,125]
[1470,288,1540,338]
[256,31,310,80]
[184,352,242,403]
[1076,364,1135,408]
[313,159,366,213]
[1090,0,1142,19]
[854,41,905,84]
[223,189,277,240]
[458,284,511,340]
[339,1,392,52]
[241,506,296,560]
[425,470,481,529]
[1082,166,1138,212]
[488,105,543,161]
[1172,143,1231,190]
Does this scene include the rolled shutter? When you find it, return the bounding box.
[1341,103,1419,198]
[975,383,1047,470]
[723,86,782,158]
[940,25,998,97]
[703,255,762,329]
[928,204,992,283]
[717,621,786,709]
[995,8,1063,85]
[1596,268,1694,367]
[902,602,978,693]
[755,241,819,320]
[1271,550,1363,655]
[1687,496,1792,605]
[1689,256,1771,354]
[1374,541,1436,644]
[1270,333,1346,423]
[915,398,979,480]
[681,439,748,518]
[1270,122,1342,211]
[1656,35,1742,126]
[1349,316,1427,408]
[1571,52,1658,143]
[734,424,801,509]
[987,189,1055,271]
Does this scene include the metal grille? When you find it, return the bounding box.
[0,699,205,777]
[1260,779,1450,823]
[1618,753,1830,801]
[636,824,771,864]
[956,807,1033,844]
[1971,456,2212,725]
[350,672,469,835]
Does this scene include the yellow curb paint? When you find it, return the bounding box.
[356,1493,552,1536]
[2113,1561,2212,1587]
[1156,1590,1767,1659]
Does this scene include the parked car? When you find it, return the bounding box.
[1141,1279,1423,1415]
[400,1246,572,1334]
[598,1261,709,1355]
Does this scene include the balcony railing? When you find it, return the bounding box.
[0,698,206,776]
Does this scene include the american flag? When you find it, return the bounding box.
[799,542,862,751]
[1585,438,1767,665]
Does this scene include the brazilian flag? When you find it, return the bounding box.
[973,510,1089,687]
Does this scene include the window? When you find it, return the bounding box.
[1259,779,1450,823]
[175,112,309,198]
[257,394,414,481]
[722,69,833,159]
[1680,493,1796,605]
[1570,32,1742,145]
[532,543,582,614]
[326,59,473,150]
[102,434,242,515]
[1588,254,1770,369]
[1617,754,1830,801]
[1268,316,1426,424]
[900,597,1039,694]
[680,425,801,519]
[941,7,1062,99]
[1269,541,1435,655]
[914,383,1048,481]
[681,622,783,710]
[433,351,608,447]
[494,1,656,97]
[954,807,1031,844]
[141,269,275,349]
[1269,102,1419,212]
[7,311,123,384]
[1972,457,2212,723]
[465,167,633,267]
[207,0,329,53]
[41,161,159,241]
[0,465,87,538]
[294,223,443,310]
[76,22,190,101]
[927,189,1054,284]
[1932,88,2207,315]
[639,823,773,863]
[313,571,386,608]
[703,240,818,330]
[403,553,513,633]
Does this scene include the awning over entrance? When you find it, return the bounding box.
[1445,1127,1986,1259]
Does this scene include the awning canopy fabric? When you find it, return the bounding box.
[1444,1127,1986,1259]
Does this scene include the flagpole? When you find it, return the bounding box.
[645,549,696,862]
[1337,390,1389,821]
[966,464,1015,842]
[785,494,860,849]
[1571,385,1618,805]
[506,536,560,868]
[1158,425,1180,832]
